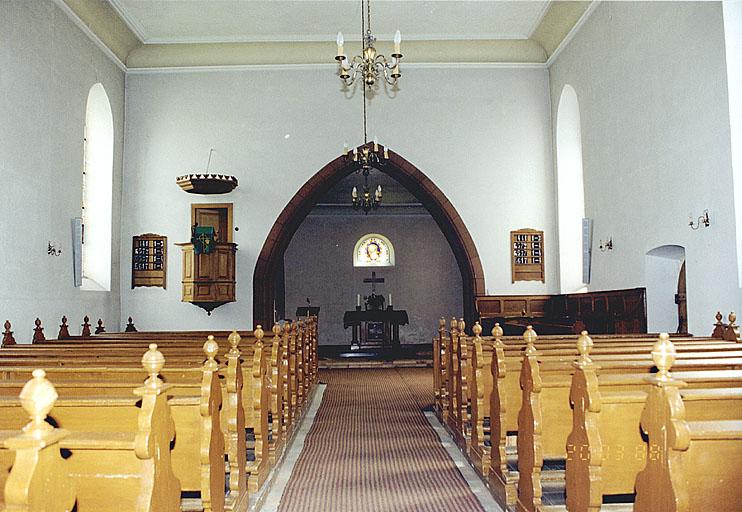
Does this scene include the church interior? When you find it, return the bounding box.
[2,0,742,510]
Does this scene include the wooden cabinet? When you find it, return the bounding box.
[510,228,545,282]
[131,234,167,289]
[177,242,237,314]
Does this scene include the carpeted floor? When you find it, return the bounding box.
[277,368,485,512]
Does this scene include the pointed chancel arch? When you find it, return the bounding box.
[253,147,485,327]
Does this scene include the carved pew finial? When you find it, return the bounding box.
[3,320,16,347]
[712,311,726,339]
[228,330,241,356]
[725,311,741,342]
[20,369,57,435]
[255,325,264,347]
[451,317,458,334]
[81,316,91,338]
[142,344,166,390]
[492,322,504,348]
[458,318,466,335]
[524,325,538,355]
[125,316,138,332]
[58,316,70,339]
[472,321,482,338]
[652,333,677,381]
[203,335,219,371]
[273,323,282,340]
[439,317,446,333]
[33,318,45,343]
[575,331,594,367]
[95,318,106,334]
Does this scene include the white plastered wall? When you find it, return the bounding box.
[0,0,125,341]
[548,1,740,334]
[121,65,556,330]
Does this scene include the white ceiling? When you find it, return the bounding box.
[109,1,551,44]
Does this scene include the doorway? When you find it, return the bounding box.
[645,245,686,333]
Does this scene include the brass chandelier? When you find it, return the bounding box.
[335,0,403,88]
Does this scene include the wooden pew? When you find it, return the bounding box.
[0,340,244,511]
[433,318,448,423]
[0,358,182,511]
[0,369,76,512]
[633,338,742,512]
[3,324,275,493]
[565,333,742,511]
[514,333,742,512]
[2,320,318,497]
[452,324,739,509]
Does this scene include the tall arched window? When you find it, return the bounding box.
[556,84,587,294]
[81,83,114,291]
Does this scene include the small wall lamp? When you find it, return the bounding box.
[599,238,613,252]
[689,210,710,230]
[47,241,61,256]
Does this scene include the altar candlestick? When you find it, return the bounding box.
[357,294,361,307]
[389,294,392,307]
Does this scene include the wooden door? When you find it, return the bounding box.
[191,203,233,242]
[676,261,688,333]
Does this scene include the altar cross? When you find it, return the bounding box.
[363,271,385,294]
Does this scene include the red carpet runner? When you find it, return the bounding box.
[278,368,485,512]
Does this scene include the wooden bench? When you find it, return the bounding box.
[0,339,246,511]
[514,332,742,512]
[633,339,742,512]
[0,364,182,511]
[1,326,273,494]
[1,320,319,498]
[445,321,739,509]
[565,333,742,511]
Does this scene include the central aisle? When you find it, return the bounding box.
[277,368,485,512]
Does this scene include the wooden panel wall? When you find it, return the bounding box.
[475,288,647,335]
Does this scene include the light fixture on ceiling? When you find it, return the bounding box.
[342,93,388,214]
[335,0,402,88]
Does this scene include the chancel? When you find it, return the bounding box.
[344,271,409,349]
[4,0,742,510]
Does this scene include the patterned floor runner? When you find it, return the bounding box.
[277,368,484,512]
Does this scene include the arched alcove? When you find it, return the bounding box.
[253,147,485,329]
[645,244,686,333]
[556,84,586,293]
[81,83,114,291]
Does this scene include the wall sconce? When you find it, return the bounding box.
[47,241,61,256]
[599,238,613,252]
[689,210,710,230]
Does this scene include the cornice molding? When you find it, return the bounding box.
[531,1,594,58]
[51,0,127,71]
[546,1,601,67]
[58,0,141,64]
[126,39,547,69]
[126,61,547,76]
[52,0,595,72]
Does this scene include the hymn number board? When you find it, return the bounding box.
[131,234,167,289]
[511,229,544,283]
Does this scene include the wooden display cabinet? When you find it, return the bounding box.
[178,203,237,314]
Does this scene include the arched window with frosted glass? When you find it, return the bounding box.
[81,83,114,291]
[556,84,587,293]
